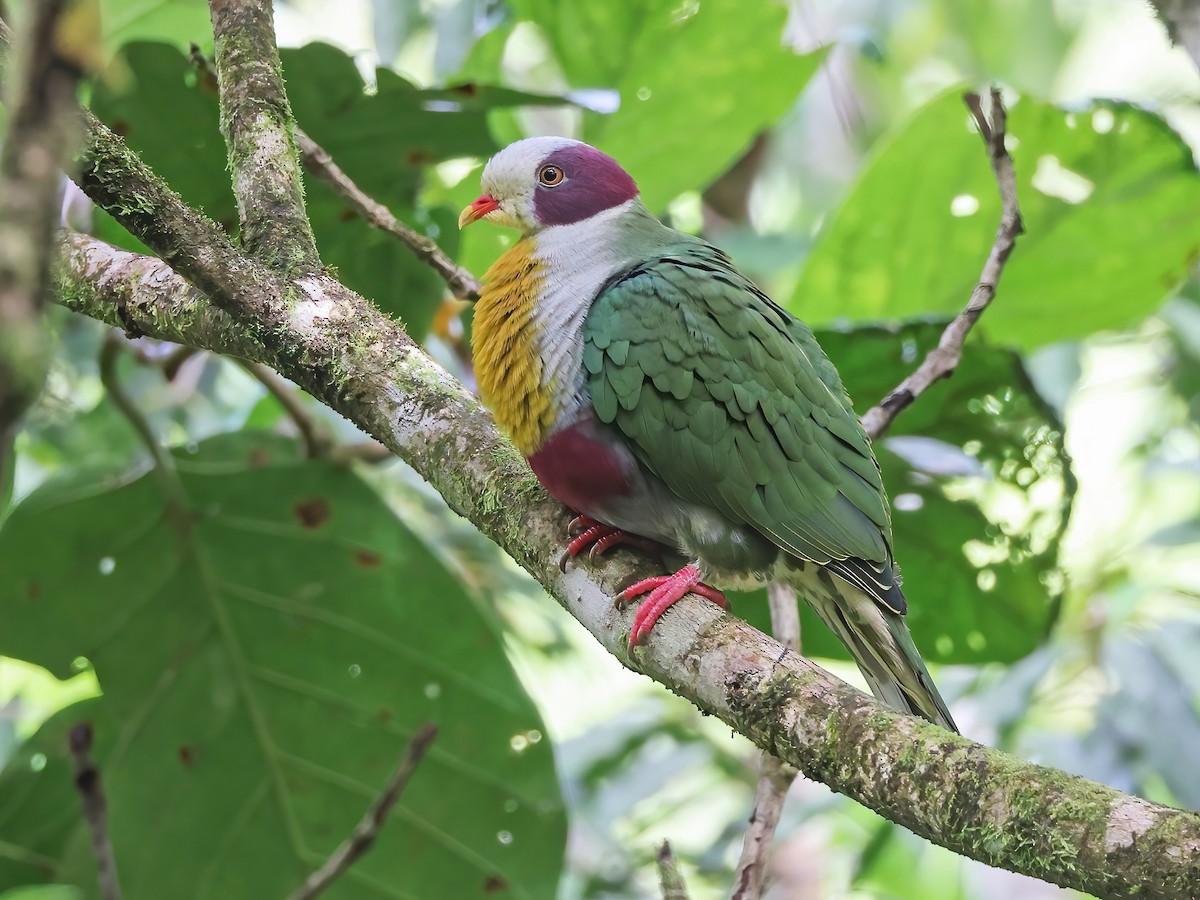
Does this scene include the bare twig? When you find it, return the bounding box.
[860,88,1023,441]
[286,723,438,900]
[295,131,482,302]
[237,360,331,458]
[69,722,121,900]
[731,583,801,900]
[161,346,200,381]
[328,440,395,465]
[0,0,82,474]
[208,0,320,274]
[99,331,187,506]
[657,840,690,900]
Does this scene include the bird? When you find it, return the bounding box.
[460,136,957,731]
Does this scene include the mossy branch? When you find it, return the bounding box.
[207,0,319,274]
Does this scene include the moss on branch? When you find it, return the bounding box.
[209,0,319,274]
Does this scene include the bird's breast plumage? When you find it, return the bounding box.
[472,239,556,456]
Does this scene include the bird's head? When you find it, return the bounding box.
[458,137,639,235]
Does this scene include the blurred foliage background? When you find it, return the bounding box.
[3,0,1200,897]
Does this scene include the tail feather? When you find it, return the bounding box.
[801,573,958,733]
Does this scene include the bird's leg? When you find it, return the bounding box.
[559,514,663,571]
[617,563,729,648]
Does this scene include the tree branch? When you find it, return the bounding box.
[295,130,482,302]
[54,88,1200,898]
[286,724,438,900]
[238,360,331,458]
[656,841,690,900]
[731,583,800,900]
[0,0,81,472]
[69,722,122,900]
[860,89,1023,440]
[207,0,319,273]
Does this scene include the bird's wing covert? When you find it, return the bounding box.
[583,244,894,570]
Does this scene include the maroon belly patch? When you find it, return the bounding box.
[527,418,635,514]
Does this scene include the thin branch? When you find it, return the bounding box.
[0,0,82,473]
[98,331,188,507]
[296,131,482,302]
[731,583,800,900]
[656,840,690,900]
[286,723,438,900]
[237,360,331,458]
[52,96,1200,899]
[207,0,319,274]
[68,722,122,900]
[860,88,1023,440]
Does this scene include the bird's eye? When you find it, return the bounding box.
[538,164,564,187]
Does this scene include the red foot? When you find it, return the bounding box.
[559,515,661,571]
[617,564,729,648]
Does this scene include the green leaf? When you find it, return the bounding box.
[791,94,1200,347]
[0,432,564,899]
[100,0,212,54]
[511,0,823,212]
[0,886,85,900]
[737,321,1069,664]
[586,1,825,212]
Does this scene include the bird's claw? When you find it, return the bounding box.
[559,514,661,571]
[618,566,729,649]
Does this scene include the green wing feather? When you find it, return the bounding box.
[583,241,892,571]
[583,241,959,732]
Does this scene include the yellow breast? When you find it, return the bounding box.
[472,239,555,456]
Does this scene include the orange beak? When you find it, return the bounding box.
[458,194,500,228]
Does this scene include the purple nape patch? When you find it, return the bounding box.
[533,145,638,226]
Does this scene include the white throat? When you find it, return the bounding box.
[531,199,674,433]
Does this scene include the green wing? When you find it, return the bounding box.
[584,242,893,576]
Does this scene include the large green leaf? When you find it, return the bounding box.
[89,41,568,338]
[737,321,1070,665]
[100,0,211,53]
[0,887,84,900]
[512,0,823,212]
[790,94,1200,347]
[0,433,564,898]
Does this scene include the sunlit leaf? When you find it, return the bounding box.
[791,94,1200,347]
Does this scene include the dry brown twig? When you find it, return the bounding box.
[295,131,482,302]
[286,723,438,900]
[860,88,1024,441]
[69,722,122,900]
[730,583,801,900]
[731,86,1020,899]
